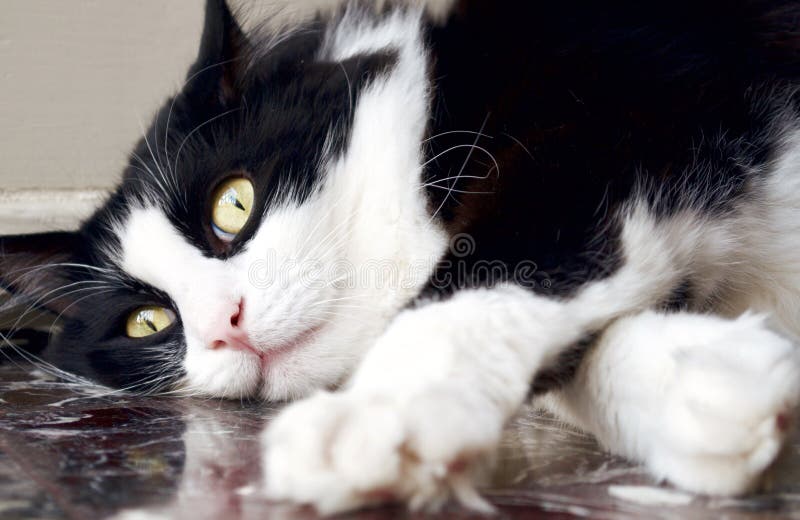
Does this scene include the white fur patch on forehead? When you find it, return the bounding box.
[116,206,222,296]
[319,6,425,62]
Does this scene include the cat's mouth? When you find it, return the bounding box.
[255,325,324,369]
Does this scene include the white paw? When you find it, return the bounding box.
[262,388,500,515]
[647,313,800,495]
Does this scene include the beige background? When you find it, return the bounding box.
[1,0,206,192]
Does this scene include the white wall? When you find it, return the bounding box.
[0,0,206,192]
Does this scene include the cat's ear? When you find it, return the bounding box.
[0,232,82,317]
[185,0,251,109]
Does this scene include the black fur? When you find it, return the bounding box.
[421,0,799,298]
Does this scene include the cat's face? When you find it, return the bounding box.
[0,3,445,400]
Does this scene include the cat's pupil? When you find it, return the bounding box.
[220,189,245,211]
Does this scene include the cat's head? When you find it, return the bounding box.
[0,0,445,400]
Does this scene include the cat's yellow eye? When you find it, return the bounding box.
[211,177,254,241]
[126,306,176,339]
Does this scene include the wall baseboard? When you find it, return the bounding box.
[0,189,107,235]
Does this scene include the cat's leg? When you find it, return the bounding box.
[541,310,800,495]
[262,284,599,514]
[259,204,728,513]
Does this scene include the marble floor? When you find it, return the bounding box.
[0,361,799,520]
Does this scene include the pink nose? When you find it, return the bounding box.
[208,299,256,354]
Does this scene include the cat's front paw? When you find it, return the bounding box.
[262,389,499,515]
[648,314,800,495]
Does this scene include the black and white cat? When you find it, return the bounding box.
[2,0,800,513]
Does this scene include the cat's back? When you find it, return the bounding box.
[419,0,800,295]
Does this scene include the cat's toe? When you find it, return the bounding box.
[262,389,496,515]
[650,315,800,495]
[651,410,792,495]
[263,392,400,513]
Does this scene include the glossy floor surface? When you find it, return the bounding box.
[1,363,799,520]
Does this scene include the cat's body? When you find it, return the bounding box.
[2,0,800,512]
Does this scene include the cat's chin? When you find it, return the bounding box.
[258,363,336,402]
[179,322,357,402]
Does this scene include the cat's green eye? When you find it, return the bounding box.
[211,177,254,241]
[126,306,176,339]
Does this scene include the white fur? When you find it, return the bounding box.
[536,128,800,497]
[544,311,800,495]
[718,129,800,338]
[265,285,556,513]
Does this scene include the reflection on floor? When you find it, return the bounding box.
[0,363,799,520]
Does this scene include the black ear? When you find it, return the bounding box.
[185,0,251,108]
[0,232,83,317]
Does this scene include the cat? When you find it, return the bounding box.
[2,0,800,513]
